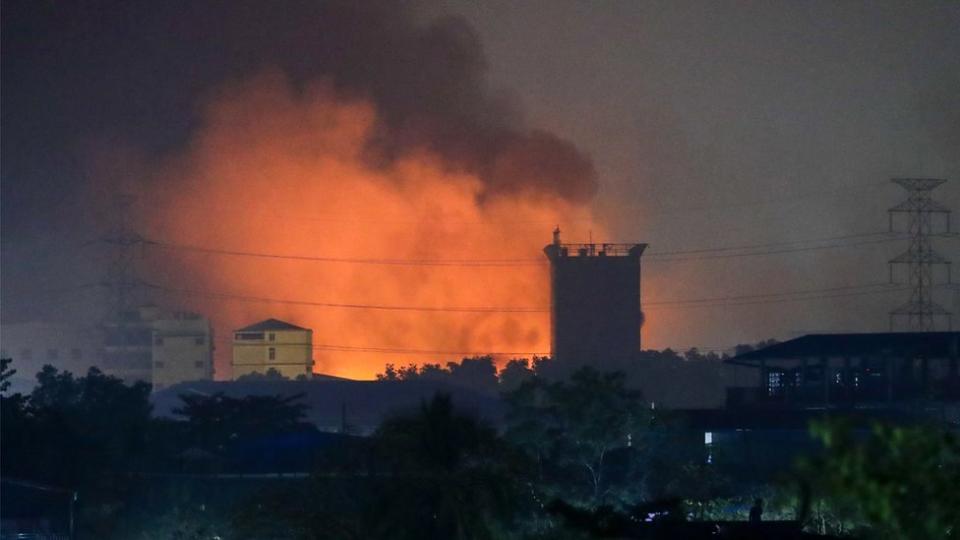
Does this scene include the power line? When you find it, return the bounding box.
[213,336,545,357]
[143,240,542,266]
[646,235,903,262]
[644,282,899,306]
[644,232,897,257]
[148,281,912,314]
[653,285,911,309]
[146,283,545,313]
[142,231,904,266]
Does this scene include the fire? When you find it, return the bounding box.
[126,73,605,379]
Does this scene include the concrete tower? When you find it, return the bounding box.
[544,228,647,371]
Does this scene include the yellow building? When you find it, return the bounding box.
[231,319,313,380]
[152,312,214,391]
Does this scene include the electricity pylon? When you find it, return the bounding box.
[888,178,952,331]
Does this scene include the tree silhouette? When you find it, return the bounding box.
[504,368,655,509]
[368,393,521,539]
[173,392,310,451]
[1,357,16,393]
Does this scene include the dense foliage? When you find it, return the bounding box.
[803,419,960,539]
[3,356,957,540]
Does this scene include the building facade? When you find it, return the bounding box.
[726,332,960,411]
[101,305,214,389]
[101,305,162,383]
[231,319,313,380]
[543,229,647,371]
[152,312,215,391]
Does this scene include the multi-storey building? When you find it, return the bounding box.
[101,305,214,389]
[101,305,161,383]
[151,312,214,391]
[231,318,313,380]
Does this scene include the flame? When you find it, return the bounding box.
[128,73,605,379]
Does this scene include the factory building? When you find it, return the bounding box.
[231,318,314,380]
[725,332,960,410]
[543,229,647,371]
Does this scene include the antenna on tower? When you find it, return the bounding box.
[888,178,953,331]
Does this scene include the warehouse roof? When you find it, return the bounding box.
[728,332,960,366]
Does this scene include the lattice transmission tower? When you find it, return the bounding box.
[888,178,952,331]
[101,193,148,316]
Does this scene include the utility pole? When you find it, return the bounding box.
[888,178,952,331]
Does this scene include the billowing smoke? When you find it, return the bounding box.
[91,3,605,379]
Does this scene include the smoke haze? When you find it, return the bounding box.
[104,72,600,377]
[3,1,958,377]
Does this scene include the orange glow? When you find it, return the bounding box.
[124,73,606,379]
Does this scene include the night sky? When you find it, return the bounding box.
[3,0,959,363]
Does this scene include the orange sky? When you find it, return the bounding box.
[130,73,609,379]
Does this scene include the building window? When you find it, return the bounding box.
[194,360,205,369]
[71,348,82,360]
[235,332,265,341]
[268,347,276,360]
[154,361,165,369]
[195,337,205,345]
[767,371,783,396]
[269,333,275,342]
[704,431,714,464]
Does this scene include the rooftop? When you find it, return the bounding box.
[544,243,647,259]
[728,332,960,366]
[236,318,309,332]
[543,228,647,258]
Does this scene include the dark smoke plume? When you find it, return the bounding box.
[194,0,597,202]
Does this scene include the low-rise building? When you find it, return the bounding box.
[232,319,313,380]
[725,332,960,411]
